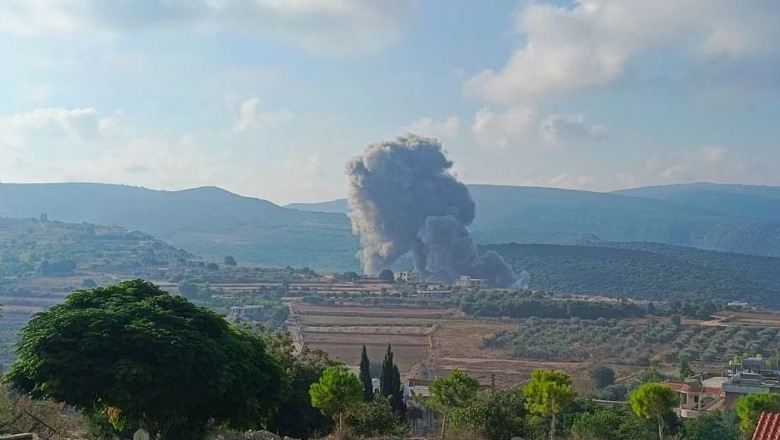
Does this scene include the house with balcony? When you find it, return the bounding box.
[665,376,726,418]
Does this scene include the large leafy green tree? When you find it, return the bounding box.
[378,269,395,283]
[570,409,623,440]
[256,326,336,439]
[4,280,281,440]
[682,411,740,440]
[346,396,409,438]
[452,387,527,440]
[309,365,363,431]
[524,370,575,440]
[629,383,678,440]
[359,345,374,402]
[588,365,616,389]
[426,369,480,439]
[735,393,780,435]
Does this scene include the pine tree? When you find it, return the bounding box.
[359,345,374,401]
[380,344,395,398]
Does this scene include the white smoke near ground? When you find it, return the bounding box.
[346,134,520,287]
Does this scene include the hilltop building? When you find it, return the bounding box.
[228,305,265,322]
[453,275,487,289]
[396,271,421,283]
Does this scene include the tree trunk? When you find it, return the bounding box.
[550,413,557,440]
[657,414,664,440]
[441,412,447,439]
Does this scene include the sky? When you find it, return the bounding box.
[1,0,779,205]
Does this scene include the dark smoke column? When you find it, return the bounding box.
[346,134,518,287]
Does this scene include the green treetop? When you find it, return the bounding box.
[4,280,281,440]
[735,393,780,435]
[427,369,480,439]
[629,383,678,440]
[309,365,363,431]
[523,370,575,440]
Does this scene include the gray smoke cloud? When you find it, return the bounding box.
[346,134,519,287]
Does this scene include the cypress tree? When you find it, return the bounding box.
[392,364,405,417]
[359,345,374,401]
[380,344,395,398]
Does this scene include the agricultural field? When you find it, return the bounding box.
[486,315,780,368]
[701,310,780,328]
[288,299,588,386]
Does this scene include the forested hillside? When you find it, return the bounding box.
[484,242,780,305]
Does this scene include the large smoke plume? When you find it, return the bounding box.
[346,134,519,287]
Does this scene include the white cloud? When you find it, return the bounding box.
[0,0,412,54]
[233,98,293,133]
[472,107,537,149]
[539,113,607,144]
[467,0,780,103]
[471,107,606,148]
[0,107,116,150]
[406,116,459,140]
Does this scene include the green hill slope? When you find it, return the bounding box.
[484,242,780,306]
[0,217,193,278]
[0,183,359,271]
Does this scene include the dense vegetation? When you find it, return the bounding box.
[484,242,780,305]
[485,317,780,366]
[460,290,647,320]
[5,280,283,440]
[0,217,192,278]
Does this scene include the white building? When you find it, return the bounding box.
[396,271,421,283]
[228,305,265,321]
[453,275,487,289]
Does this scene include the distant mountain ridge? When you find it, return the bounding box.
[615,182,780,221]
[2,182,780,269]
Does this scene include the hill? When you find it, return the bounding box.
[484,242,780,306]
[0,216,194,280]
[0,183,359,271]
[615,182,780,221]
[286,199,349,214]
[287,183,780,258]
[3,182,780,270]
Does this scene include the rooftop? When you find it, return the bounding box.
[753,412,780,440]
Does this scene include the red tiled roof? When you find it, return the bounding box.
[663,381,724,397]
[753,412,780,440]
